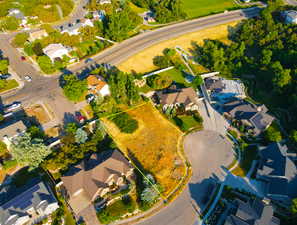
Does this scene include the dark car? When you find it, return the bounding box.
[0,74,11,79]
[21,56,26,61]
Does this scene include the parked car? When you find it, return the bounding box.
[0,74,11,79]
[86,94,95,103]
[24,75,32,82]
[4,102,22,112]
[21,56,26,61]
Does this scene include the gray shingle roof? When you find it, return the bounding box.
[0,180,57,225]
[0,120,26,139]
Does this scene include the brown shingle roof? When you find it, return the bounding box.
[157,85,197,106]
[61,150,133,213]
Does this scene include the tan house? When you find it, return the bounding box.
[29,29,48,42]
[60,150,134,224]
[0,120,26,147]
[155,85,199,111]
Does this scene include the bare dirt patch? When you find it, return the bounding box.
[25,104,52,124]
[102,103,186,196]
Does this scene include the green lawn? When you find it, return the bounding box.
[183,0,237,19]
[0,79,19,93]
[173,114,203,132]
[158,68,190,86]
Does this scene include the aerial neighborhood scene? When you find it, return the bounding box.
[0,0,297,225]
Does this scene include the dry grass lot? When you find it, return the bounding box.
[102,103,185,196]
[25,104,51,124]
[118,21,237,73]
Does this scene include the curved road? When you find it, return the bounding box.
[1,7,261,104]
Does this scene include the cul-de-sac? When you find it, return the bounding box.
[0,0,297,225]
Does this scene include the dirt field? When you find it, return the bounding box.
[118,21,237,73]
[102,103,185,196]
[25,104,52,124]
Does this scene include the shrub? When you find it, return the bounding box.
[110,112,138,133]
[264,122,282,143]
[12,33,29,48]
[146,74,172,89]
[3,159,17,170]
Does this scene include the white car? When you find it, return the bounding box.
[24,75,32,82]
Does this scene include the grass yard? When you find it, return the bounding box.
[25,104,51,124]
[232,145,258,177]
[102,102,185,196]
[118,21,238,73]
[158,68,189,86]
[173,115,203,132]
[183,0,237,19]
[0,79,19,93]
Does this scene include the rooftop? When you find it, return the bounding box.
[0,120,26,139]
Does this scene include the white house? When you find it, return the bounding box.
[43,43,70,62]
[284,10,297,24]
[0,120,26,147]
[0,181,59,225]
[61,19,94,35]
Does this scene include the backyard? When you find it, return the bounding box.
[102,102,186,197]
[183,0,237,19]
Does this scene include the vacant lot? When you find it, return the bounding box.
[183,0,237,19]
[102,103,185,196]
[118,21,237,73]
[25,104,52,124]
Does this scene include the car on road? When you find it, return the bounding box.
[4,102,22,112]
[24,75,32,82]
[0,74,11,79]
[21,56,26,61]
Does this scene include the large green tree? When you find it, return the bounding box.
[12,33,29,48]
[37,55,56,74]
[10,133,51,170]
[62,74,87,102]
[0,59,9,74]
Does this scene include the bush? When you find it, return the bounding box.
[264,122,282,143]
[146,74,172,89]
[37,55,56,74]
[110,112,138,133]
[12,33,29,48]
[3,159,17,170]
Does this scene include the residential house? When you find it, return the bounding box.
[43,43,70,62]
[283,10,297,24]
[0,120,26,147]
[256,142,297,203]
[224,198,280,225]
[29,29,48,42]
[205,77,245,103]
[87,74,110,97]
[61,19,94,36]
[97,0,111,5]
[223,100,274,136]
[60,150,134,224]
[8,9,27,26]
[0,179,59,225]
[154,84,199,111]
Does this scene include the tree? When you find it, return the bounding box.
[192,75,203,89]
[153,55,171,68]
[10,133,51,170]
[291,198,297,214]
[0,16,20,31]
[32,42,44,56]
[141,187,159,203]
[146,74,172,89]
[12,33,29,48]
[260,49,272,66]
[264,124,282,143]
[75,128,88,144]
[62,74,87,102]
[0,59,9,74]
[290,130,297,143]
[66,122,78,134]
[0,140,7,157]
[37,55,56,74]
[27,126,45,139]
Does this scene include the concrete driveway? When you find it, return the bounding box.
[137,130,235,225]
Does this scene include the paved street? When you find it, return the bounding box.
[137,130,235,225]
[1,8,261,107]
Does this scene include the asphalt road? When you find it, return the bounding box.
[1,7,261,105]
[137,130,234,225]
[285,0,297,6]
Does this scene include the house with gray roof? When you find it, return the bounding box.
[0,120,26,147]
[0,180,59,225]
[224,198,280,225]
[256,143,297,203]
[223,100,274,136]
